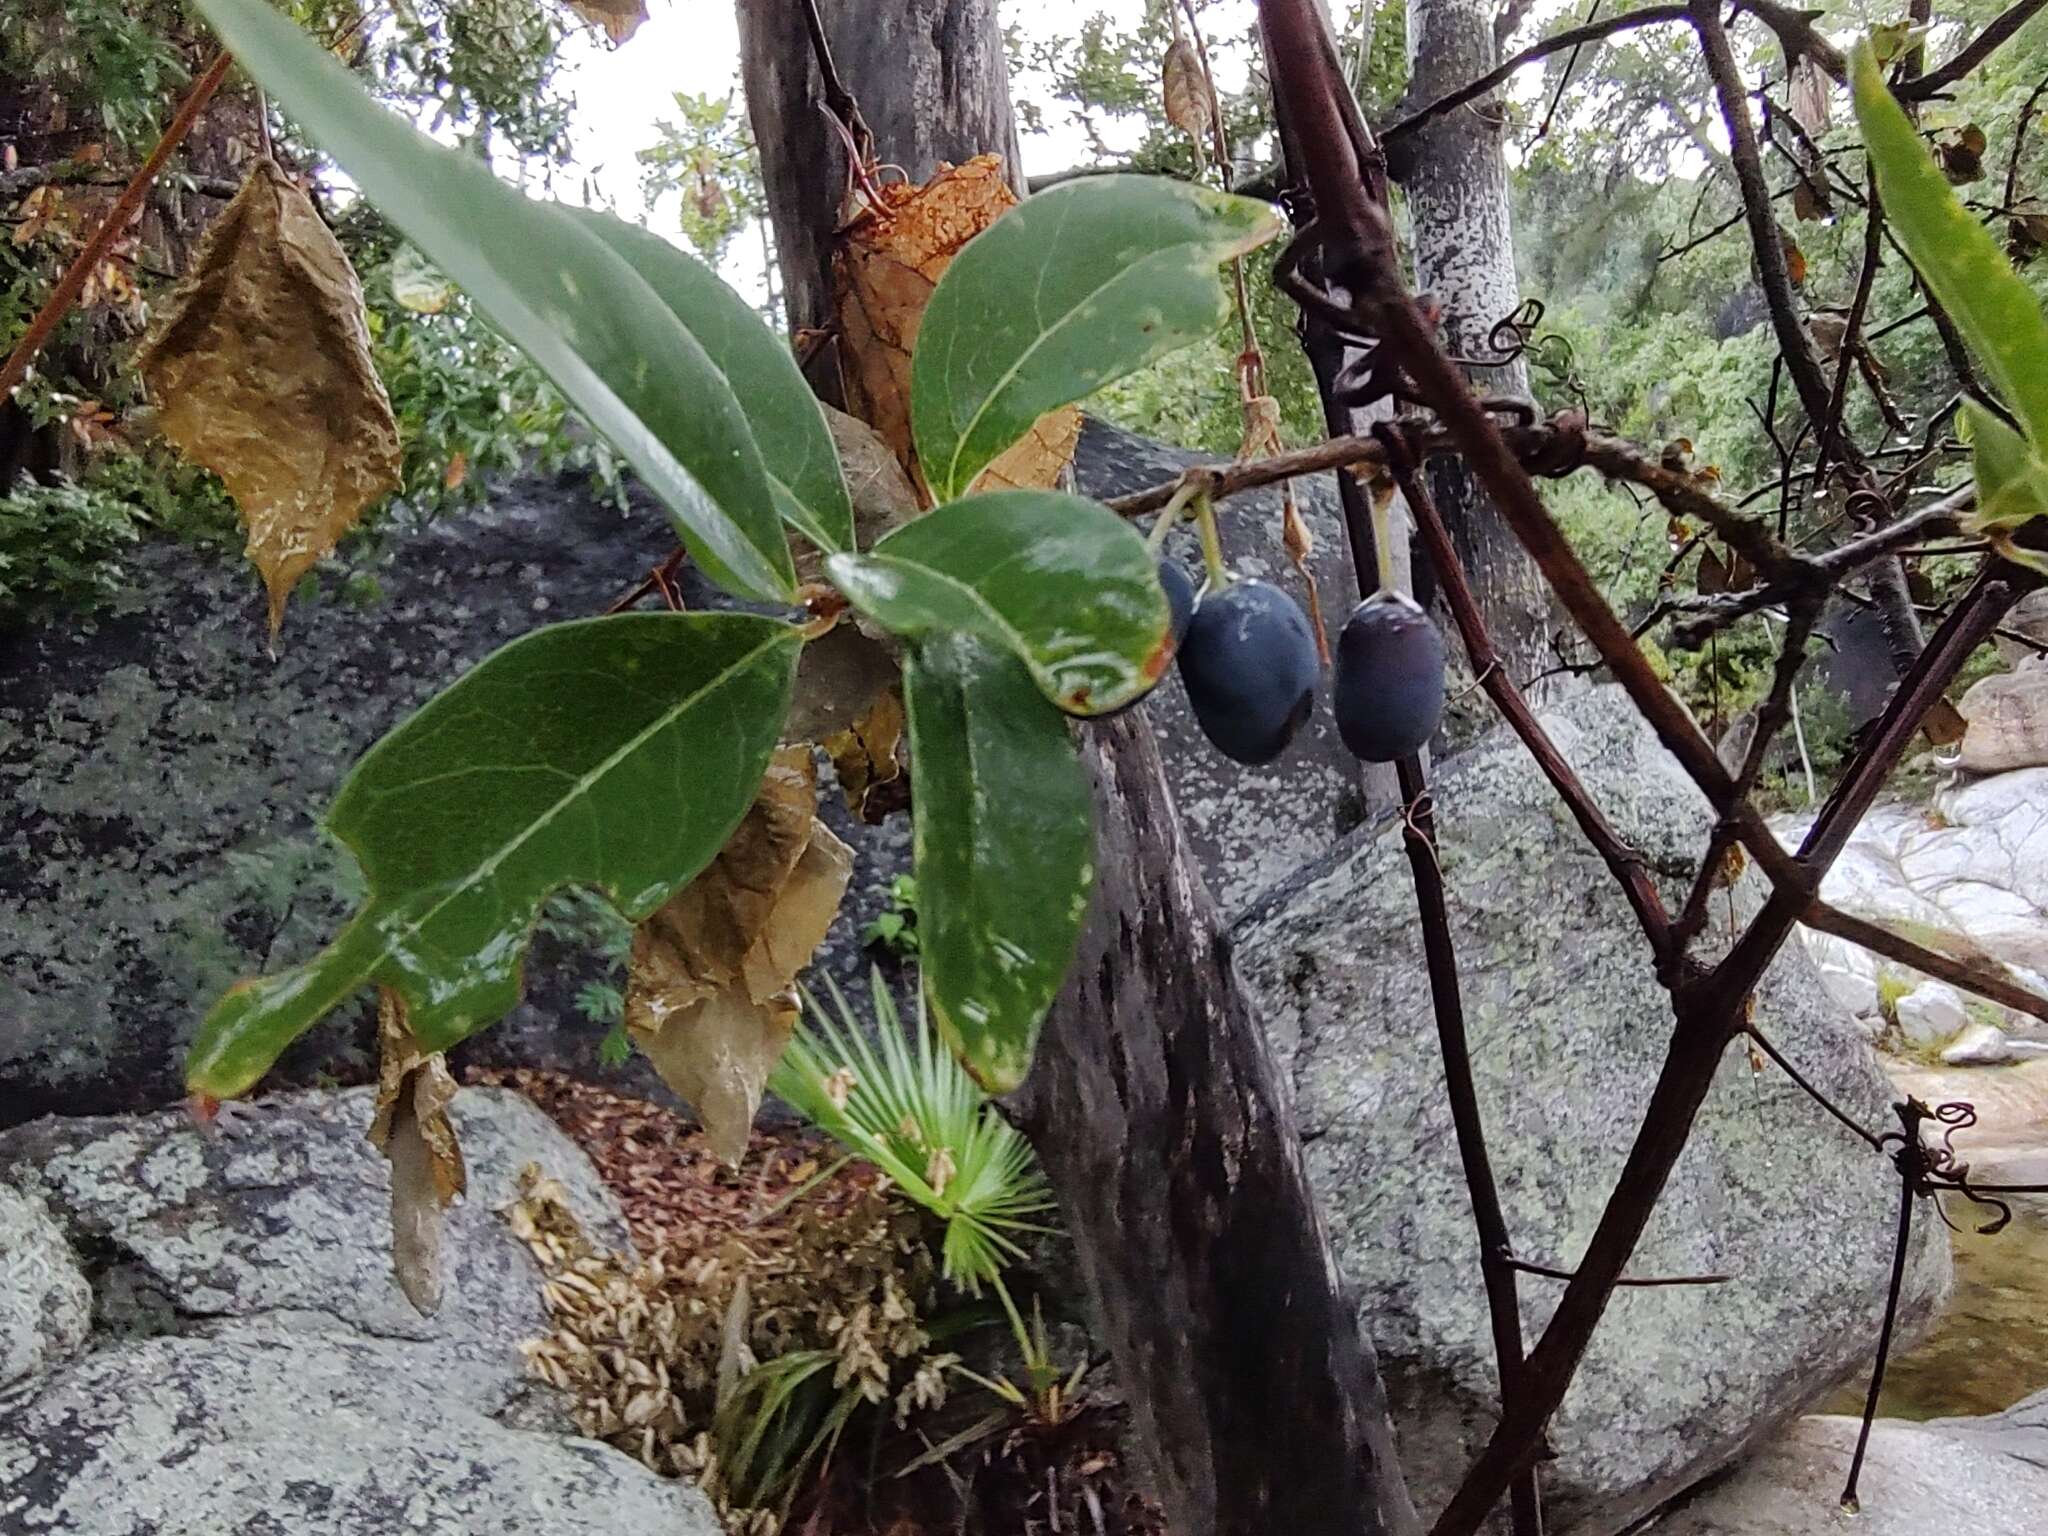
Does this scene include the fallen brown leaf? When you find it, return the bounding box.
[823,687,909,823]
[139,158,400,635]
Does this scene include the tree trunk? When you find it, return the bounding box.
[1014,714,1420,1536]
[740,7,1418,1533]
[1390,0,1555,703]
[739,0,1023,340]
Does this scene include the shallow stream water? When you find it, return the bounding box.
[1820,1059,2048,1420]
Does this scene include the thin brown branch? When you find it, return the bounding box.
[1743,1024,1886,1151]
[1381,4,1692,146]
[1802,900,2048,1027]
[0,161,241,201]
[1815,173,1886,487]
[1668,485,1971,646]
[1503,1255,1732,1287]
[1904,0,2048,99]
[1394,431,1674,958]
[0,49,235,405]
[1693,4,1835,438]
[1733,0,1847,84]
[1429,570,2030,1536]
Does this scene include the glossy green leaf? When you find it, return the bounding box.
[187,613,801,1099]
[826,489,1171,715]
[910,175,1286,502]
[1853,39,2048,445]
[569,210,854,553]
[189,0,795,601]
[903,634,1094,1093]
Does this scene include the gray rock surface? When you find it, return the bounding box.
[1233,685,1950,1535]
[0,1086,722,1535]
[1959,654,2048,773]
[1781,777,2048,1022]
[1,420,1361,1126]
[0,1182,90,1392]
[1645,1389,2048,1535]
[0,1086,623,1372]
[1896,979,1970,1050]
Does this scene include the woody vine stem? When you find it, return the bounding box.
[1251,2,2043,1534]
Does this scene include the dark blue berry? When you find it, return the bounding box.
[1177,579,1319,765]
[1333,590,1446,763]
[1159,559,1197,650]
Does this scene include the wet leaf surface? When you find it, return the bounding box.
[186,613,801,1100]
[909,174,1284,501]
[903,634,1094,1092]
[828,489,1171,716]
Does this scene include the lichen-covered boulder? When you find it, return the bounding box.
[0,421,1360,1126]
[1649,1390,2048,1535]
[0,1182,90,1392]
[1233,685,1950,1535]
[0,1086,722,1535]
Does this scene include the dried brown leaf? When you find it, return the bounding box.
[832,154,1072,498]
[565,0,648,44]
[969,403,1082,493]
[1162,39,1212,144]
[630,747,820,1012]
[1697,546,1732,595]
[822,687,909,823]
[1922,697,1968,747]
[626,757,856,1162]
[367,989,466,1317]
[1789,56,1832,138]
[138,158,400,635]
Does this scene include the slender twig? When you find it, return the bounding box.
[0,49,235,405]
[1380,4,1692,147]
[1801,901,2048,1027]
[1503,1256,1732,1287]
[1734,0,1847,84]
[1394,433,1673,958]
[1743,1025,1886,1152]
[1528,0,1605,147]
[1841,1109,1922,1511]
[2004,74,2048,214]
[1669,486,1972,645]
[1815,173,1886,487]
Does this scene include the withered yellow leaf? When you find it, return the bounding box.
[625,753,855,1163]
[139,158,400,635]
[565,0,648,43]
[367,989,466,1317]
[833,155,1073,498]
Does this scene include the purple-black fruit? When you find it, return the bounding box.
[1178,579,1319,765]
[1333,590,1446,762]
[1159,558,1197,650]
